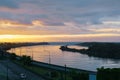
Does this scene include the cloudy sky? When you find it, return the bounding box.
[0,0,120,42]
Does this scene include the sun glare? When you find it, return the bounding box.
[0,34,119,42]
[0,35,17,39]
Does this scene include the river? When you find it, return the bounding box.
[8,44,120,71]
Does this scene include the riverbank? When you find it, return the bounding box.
[0,42,49,50]
[32,61,96,74]
[0,42,96,80]
[60,42,120,59]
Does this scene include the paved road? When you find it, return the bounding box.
[0,60,44,80]
[0,60,18,80]
[0,63,11,80]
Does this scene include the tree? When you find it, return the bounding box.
[69,70,89,80]
[51,71,59,78]
[10,53,17,60]
[21,55,32,65]
[97,67,120,80]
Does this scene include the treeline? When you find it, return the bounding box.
[60,42,120,59]
[0,42,49,57]
[60,46,82,52]
[97,67,120,80]
[0,42,49,50]
[70,67,120,80]
[81,42,120,59]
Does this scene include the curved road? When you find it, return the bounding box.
[0,60,44,80]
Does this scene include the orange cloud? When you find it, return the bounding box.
[0,19,31,28]
[0,19,45,29]
[32,20,44,26]
[0,34,120,42]
[89,28,120,33]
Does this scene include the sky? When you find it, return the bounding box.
[0,0,120,42]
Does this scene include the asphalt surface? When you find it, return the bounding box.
[0,60,44,80]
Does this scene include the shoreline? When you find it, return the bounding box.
[60,43,120,60]
[32,60,96,75]
[0,43,96,75]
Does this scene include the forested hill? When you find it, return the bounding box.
[60,42,120,59]
[81,42,120,59]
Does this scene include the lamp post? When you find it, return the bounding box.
[44,50,51,65]
[48,52,51,65]
[45,50,51,78]
[65,64,67,80]
[19,47,22,56]
[31,48,34,61]
[6,61,8,80]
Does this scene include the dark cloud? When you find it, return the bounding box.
[0,0,19,9]
[1,0,120,25]
[0,0,120,35]
[45,22,65,26]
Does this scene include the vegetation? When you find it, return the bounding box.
[14,60,72,80]
[0,42,49,50]
[97,67,120,80]
[69,70,89,80]
[83,42,120,59]
[51,71,59,78]
[12,55,89,80]
[60,42,120,59]
[20,55,32,65]
[0,42,89,80]
[1,42,120,80]
[9,53,17,60]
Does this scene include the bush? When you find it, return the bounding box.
[10,53,17,60]
[51,71,59,78]
[97,67,120,80]
[70,70,89,80]
[20,55,32,65]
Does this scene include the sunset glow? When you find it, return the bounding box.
[0,34,119,42]
[0,0,120,42]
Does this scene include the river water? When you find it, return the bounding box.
[8,45,120,71]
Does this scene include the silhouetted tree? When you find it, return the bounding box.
[21,55,32,65]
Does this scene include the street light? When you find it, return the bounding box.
[44,50,51,65]
[64,64,67,80]
[44,50,51,78]
[6,61,8,80]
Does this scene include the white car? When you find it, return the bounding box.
[20,73,26,79]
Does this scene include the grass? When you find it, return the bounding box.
[0,56,7,60]
[13,60,73,80]
[0,73,7,80]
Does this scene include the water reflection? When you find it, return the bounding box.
[8,45,120,71]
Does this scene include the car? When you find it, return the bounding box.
[20,73,26,79]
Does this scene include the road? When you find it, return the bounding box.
[0,60,44,80]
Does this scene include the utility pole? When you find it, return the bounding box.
[65,64,67,80]
[45,50,51,78]
[19,47,22,56]
[48,51,51,78]
[49,52,51,65]
[6,62,8,80]
[31,48,34,61]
